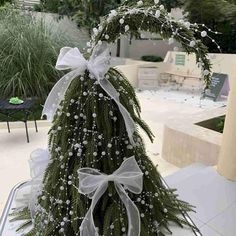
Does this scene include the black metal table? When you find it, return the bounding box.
[0,99,38,143]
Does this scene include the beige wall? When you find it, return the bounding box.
[163,51,236,86]
[116,60,160,88]
[115,51,236,92]
[162,107,226,168]
[218,78,236,181]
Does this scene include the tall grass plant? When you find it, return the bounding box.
[0,6,78,102]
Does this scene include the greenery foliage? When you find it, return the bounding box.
[37,0,122,33]
[35,0,183,32]
[0,0,11,6]
[92,1,211,88]
[15,68,200,236]
[0,7,76,102]
[183,0,236,53]
[141,55,163,62]
[35,0,236,53]
[217,116,225,133]
[13,1,212,235]
[35,0,61,13]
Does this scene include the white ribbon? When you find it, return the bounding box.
[28,148,51,218]
[42,43,136,145]
[78,156,143,236]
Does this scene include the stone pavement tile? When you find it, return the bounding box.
[0,91,221,217]
[167,167,236,223]
[200,225,222,236]
[160,164,180,177]
[191,216,205,229]
[0,127,49,215]
[207,202,236,236]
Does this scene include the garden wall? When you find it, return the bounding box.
[162,107,226,167]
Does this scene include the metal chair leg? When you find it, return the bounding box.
[6,113,10,133]
[25,121,29,143]
[24,111,30,143]
[6,120,10,133]
[34,119,38,133]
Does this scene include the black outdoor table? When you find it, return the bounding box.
[0,99,38,143]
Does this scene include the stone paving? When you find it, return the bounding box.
[0,90,227,215]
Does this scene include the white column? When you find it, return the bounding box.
[218,78,236,181]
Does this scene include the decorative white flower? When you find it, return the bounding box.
[203,69,210,76]
[155,10,161,18]
[105,34,110,40]
[125,25,130,32]
[168,38,174,45]
[98,25,103,31]
[86,42,91,47]
[190,41,196,47]
[110,10,117,17]
[159,4,164,10]
[93,28,98,36]
[137,1,143,6]
[185,22,191,29]
[154,0,159,4]
[128,9,136,15]
[107,9,118,22]
[119,18,125,24]
[201,31,207,37]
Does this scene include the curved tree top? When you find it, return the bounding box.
[85,0,213,88]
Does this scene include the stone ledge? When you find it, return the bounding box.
[162,107,226,167]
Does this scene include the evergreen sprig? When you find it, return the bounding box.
[89,1,212,88]
[11,1,211,235]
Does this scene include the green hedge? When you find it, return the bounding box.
[0,7,77,103]
[141,55,163,62]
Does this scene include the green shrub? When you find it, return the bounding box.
[217,117,225,133]
[0,0,11,6]
[34,0,61,13]
[141,55,163,62]
[0,7,77,102]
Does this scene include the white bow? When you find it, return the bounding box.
[42,43,136,145]
[28,148,51,218]
[78,156,143,236]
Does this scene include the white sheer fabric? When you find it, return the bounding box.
[42,43,136,145]
[78,156,143,236]
[28,149,51,218]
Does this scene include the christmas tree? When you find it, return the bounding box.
[13,1,214,235]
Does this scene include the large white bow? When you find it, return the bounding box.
[28,149,51,218]
[14,149,50,221]
[42,43,136,145]
[78,156,143,236]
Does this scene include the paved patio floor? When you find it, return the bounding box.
[0,90,227,215]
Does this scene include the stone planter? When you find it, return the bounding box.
[162,107,226,167]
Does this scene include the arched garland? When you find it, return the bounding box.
[10,2,217,236]
[86,0,214,88]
